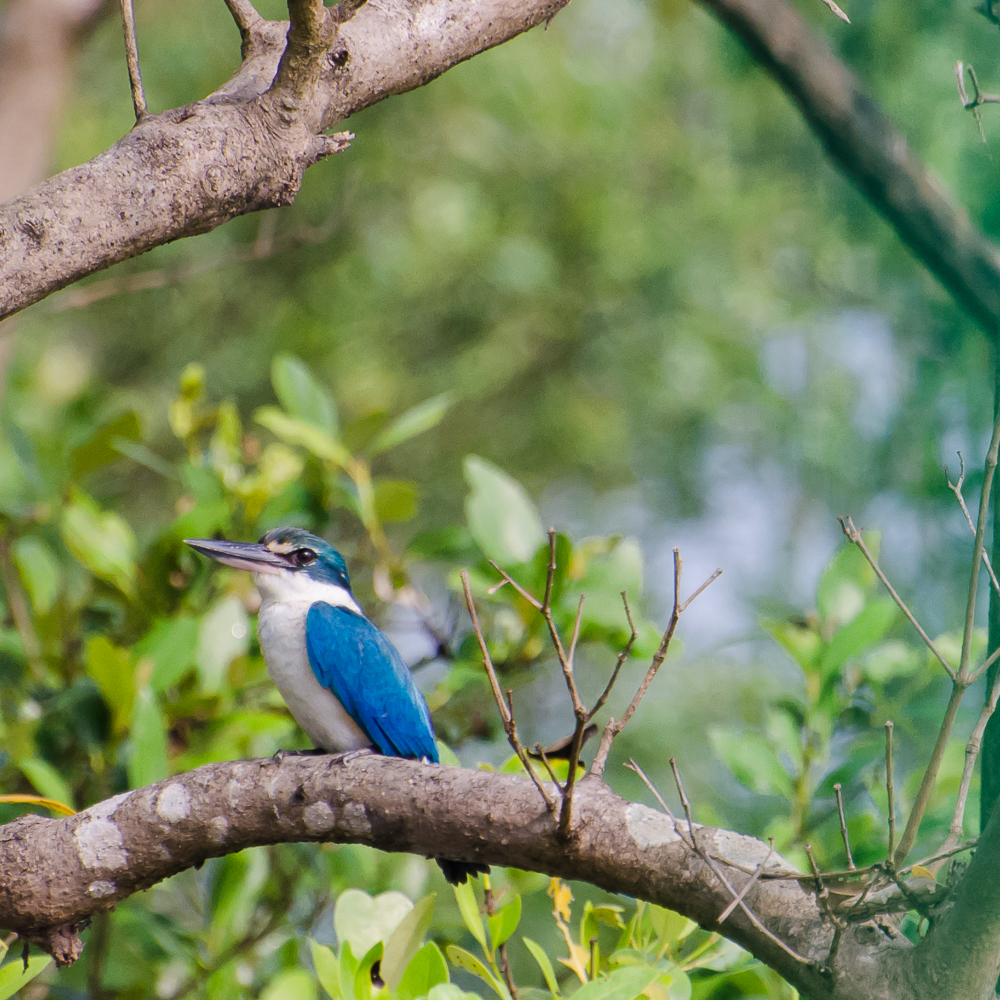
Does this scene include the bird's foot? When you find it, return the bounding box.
[271,747,328,763]
[328,747,376,766]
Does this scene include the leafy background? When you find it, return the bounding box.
[3,0,1000,994]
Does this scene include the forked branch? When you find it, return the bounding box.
[590,550,722,779]
[480,534,719,838]
[460,569,555,812]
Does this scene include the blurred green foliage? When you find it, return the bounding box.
[7,0,1000,993]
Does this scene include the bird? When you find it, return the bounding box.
[185,526,487,885]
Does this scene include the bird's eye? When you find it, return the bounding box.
[292,548,317,567]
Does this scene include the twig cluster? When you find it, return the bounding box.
[839,421,1000,870]
[461,530,720,837]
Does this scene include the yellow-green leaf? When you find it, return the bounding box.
[60,492,137,595]
[453,880,487,950]
[0,951,51,1000]
[18,758,74,811]
[369,393,453,456]
[310,940,342,1000]
[523,937,561,996]
[445,945,507,999]
[488,895,521,951]
[382,893,436,991]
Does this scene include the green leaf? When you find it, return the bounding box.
[396,941,450,1000]
[382,893,436,992]
[664,967,691,1000]
[256,407,350,466]
[567,537,643,630]
[817,536,880,625]
[261,969,319,1000]
[85,636,134,731]
[488,895,521,951]
[819,599,898,677]
[310,940,342,1000]
[463,455,545,566]
[437,741,461,767]
[339,941,359,1000]
[196,597,250,695]
[862,640,922,683]
[647,906,695,946]
[128,686,168,788]
[570,966,659,1000]
[272,354,339,435]
[18,758,74,810]
[373,479,419,523]
[354,941,384,1000]
[11,536,60,615]
[0,952,51,1000]
[445,945,508,999]
[763,618,821,672]
[428,986,486,1000]
[72,410,142,478]
[137,616,200,692]
[60,491,137,595]
[708,727,793,799]
[334,889,413,961]
[581,902,626,950]
[452,880,487,950]
[522,938,561,997]
[369,393,454,456]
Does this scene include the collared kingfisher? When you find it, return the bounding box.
[185,527,486,885]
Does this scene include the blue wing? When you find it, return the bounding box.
[305,602,439,762]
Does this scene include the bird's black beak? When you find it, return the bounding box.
[184,538,289,574]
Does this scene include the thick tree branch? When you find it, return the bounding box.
[0,755,921,998]
[0,0,570,321]
[695,0,1000,335]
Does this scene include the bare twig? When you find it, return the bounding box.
[957,62,1000,110]
[818,0,850,23]
[223,0,262,38]
[833,784,855,870]
[885,721,896,864]
[533,743,562,787]
[568,594,585,668]
[625,759,677,824]
[838,516,956,679]
[590,553,722,777]
[719,838,775,923]
[804,841,847,972]
[894,403,1000,865]
[957,400,1000,682]
[460,570,555,811]
[119,0,147,122]
[669,758,812,965]
[587,592,637,721]
[941,668,1000,856]
[489,531,590,837]
[946,453,1000,598]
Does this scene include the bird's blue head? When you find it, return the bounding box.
[185,527,352,595]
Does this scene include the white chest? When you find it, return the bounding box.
[256,598,370,752]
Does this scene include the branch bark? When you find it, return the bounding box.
[0,755,918,998]
[0,0,570,320]
[695,0,1000,336]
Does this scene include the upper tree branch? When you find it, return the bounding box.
[0,756,915,999]
[695,0,1000,335]
[0,0,571,320]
